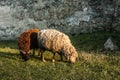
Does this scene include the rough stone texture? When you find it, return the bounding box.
[0,0,120,40]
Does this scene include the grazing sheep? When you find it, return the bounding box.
[18,28,40,61]
[38,29,78,63]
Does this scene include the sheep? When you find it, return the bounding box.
[18,28,40,61]
[37,29,78,63]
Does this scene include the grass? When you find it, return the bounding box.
[0,31,120,80]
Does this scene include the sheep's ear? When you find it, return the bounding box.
[20,50,26,54]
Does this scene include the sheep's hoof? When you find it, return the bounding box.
[52,59,55,63]
[42,59,46,62]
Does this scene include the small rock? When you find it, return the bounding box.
[104,37,118,50]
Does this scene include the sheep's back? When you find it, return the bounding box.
[38,29,71,52]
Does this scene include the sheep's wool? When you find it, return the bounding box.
[18,29,40,52]
[38,29,78,62]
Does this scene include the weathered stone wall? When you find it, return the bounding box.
[0,0,120,40]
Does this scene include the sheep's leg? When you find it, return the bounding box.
[33,49,35,56]
[40,50,46,62]
[60,55,63,61]
[52,53,56,62]
[38,49,41,57]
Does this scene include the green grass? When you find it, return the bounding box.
[0,31,120,80]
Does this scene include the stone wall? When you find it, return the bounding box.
[0,0,120,40]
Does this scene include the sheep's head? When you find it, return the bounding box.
[64,44,78,63]
[20,50,31,61]
[65,51,78,63]
[69,52,78,63]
